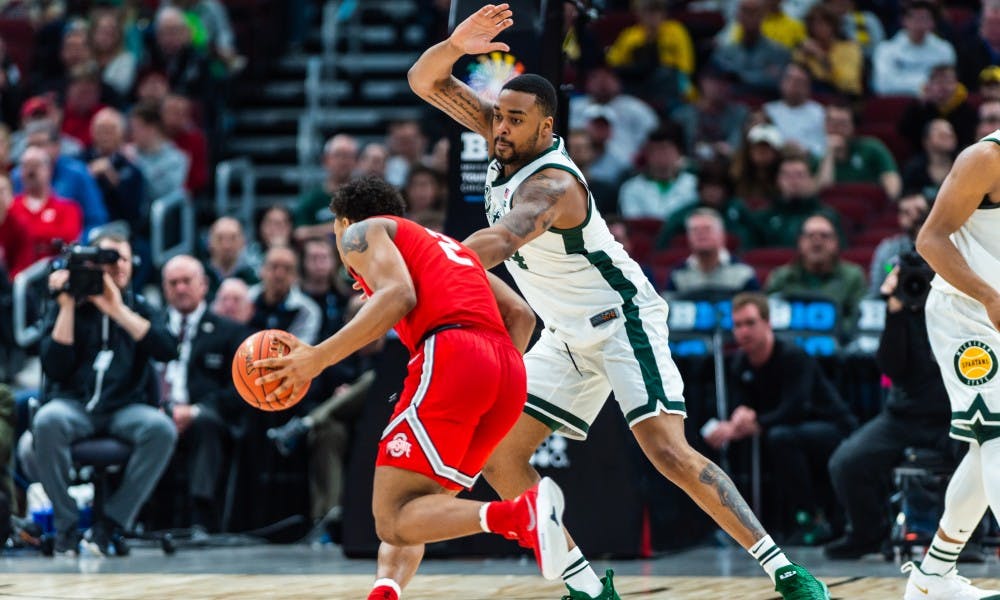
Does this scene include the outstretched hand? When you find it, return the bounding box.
[448,4,513,56]
[252,331,324,403]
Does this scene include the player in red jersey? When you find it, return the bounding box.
[255,177,570,600]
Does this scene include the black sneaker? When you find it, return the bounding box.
[84,518,130,557]
[824,534,883,560]
[267,416,310,456]
[54,528,81,555]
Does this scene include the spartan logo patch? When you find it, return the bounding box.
[954,341,998,386]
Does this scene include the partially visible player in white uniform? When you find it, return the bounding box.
[902,132,1000,599]
[402,5,829,600]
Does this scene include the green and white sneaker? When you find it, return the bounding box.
[902,561,1000,599]
[774,564,830,600]
[562,569,621,600]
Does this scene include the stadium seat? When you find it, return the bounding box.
[857,123,914,164]
[821,183,889,212]
[631,234,654,263]
[853,227,899,248]
[862,96,912,125]
[650,248,691,267]
[624,217,665,239]
[741,247,797,269]
[824,196,874,233]
[591,11,637,49]
[841,246,876,269]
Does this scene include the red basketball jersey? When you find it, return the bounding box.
[350,216,509,351]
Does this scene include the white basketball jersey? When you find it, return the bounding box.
[484,135,665,346]
[931,130,1000,300]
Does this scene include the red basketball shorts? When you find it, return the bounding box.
[376,327,527,490]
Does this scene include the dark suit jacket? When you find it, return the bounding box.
[185,312,251,423]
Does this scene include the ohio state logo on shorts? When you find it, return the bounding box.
[386,432,412,458]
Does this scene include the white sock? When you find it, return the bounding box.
[921,533,965,576]
[372,578,401,598]
[749,535,792,583]
[561,546,604,597]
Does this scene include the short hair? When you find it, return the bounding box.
[25,120,59,143]
[130,99,164,129]
[686,207,725,230]
[646,121,686,149]
[732,292,770,321]
[928,63,956,80]
[90,230,131,248]
[779,152,811,171]
[330,175,407,222]
[903,0,939,18]
[799,213,837,235]
[501,74,558,118]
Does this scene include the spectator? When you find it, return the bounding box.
[900,119,956,201]
[817,103,901,200]
[793,3,864,96]
[766,214,866,337]
[134,69,170,105]
[355,142,388,180]
[618,123,698,220]
[568,65,660,168]
[61,67,107,148]
[826,259,949,559]
[299,237,353,341]
[658,160,761,249]
[718,0,806,49]
[0,152,82,278]
[582,106,633,190]
[871,0,955,97]
[146,7,211,104]
[247,205,293,273]
[161,94,208,199]
[210,277,254,325]
[12,120,107,235]
[204,216,258,296]
[664,208,759,294]
[706,292,855,541]
[979,67,1000,104]
[560,0,601,89]
[867,191,930,296]
[32,20,92,101]
[0,36,22,131]
[712,0,791,96]
[82,107,148,286]
[33,232,177,555]
[827,0,886,59]
[0,125,12,175]
[10,95,85,161]
[383,120,427,188]
[956,2,1000,92]
[90,7,137,99]
[402,165,445,218]
[248,245,322,345]
[757,154,842,248]
[128,99,189,203]
[764,63,827,158]
[158,255,247,532]
[293,134,358,242]
[670,65,749,161]
[565,128,623,216]
[975,98,1000,141]
[731,123,784,201]
[604,0,695,113]
[167,0,245,73]
[897,64,977,151]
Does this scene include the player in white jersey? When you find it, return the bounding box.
[898,131,1000,599]
[398,5,827,600]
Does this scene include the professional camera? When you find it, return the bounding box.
[51,243,121,298]
[895,251,935,311]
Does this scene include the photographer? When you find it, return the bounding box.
[825,255,950,559]
[33,232,177,555]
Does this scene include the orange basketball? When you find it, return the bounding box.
[231,329,310,411]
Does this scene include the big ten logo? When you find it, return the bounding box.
[667,300,731,332]
[460,132,489,162]
[769,299,836,332]
[530,434,570,469]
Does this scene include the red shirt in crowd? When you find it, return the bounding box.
[0,194,83,278]
[172,127,209,195]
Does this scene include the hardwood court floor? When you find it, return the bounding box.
[5,572,1000,599]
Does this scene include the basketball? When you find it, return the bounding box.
[231,329,310,411]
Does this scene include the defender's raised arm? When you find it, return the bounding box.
[407,4,513,139]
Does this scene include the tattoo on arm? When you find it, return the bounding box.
[503,173,566,239]
[428,79,491,134]
[698,462,767,540]
[341,221,371,254]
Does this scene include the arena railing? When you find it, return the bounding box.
[215,157,257,232]
[150,190,195,269]
[12,257,51,348]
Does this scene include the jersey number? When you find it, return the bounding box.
[426,229,474,267]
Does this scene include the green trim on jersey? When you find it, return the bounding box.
[518,161,594,234]
[490,137,562,187]
[559,230,671,418]
[982,137,1000,145]
[951,423,1000,445]
[525,393,591,435]
[951,394,1000,424]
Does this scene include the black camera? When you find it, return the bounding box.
[895,251,935,311]
[51,244,121,298]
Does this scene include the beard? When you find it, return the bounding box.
[495,126,541,166]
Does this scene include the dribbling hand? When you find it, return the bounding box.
[253,331,323,404]
[449,4,514,55]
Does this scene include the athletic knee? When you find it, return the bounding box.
[373,509,415,546]
[645,437,700,477]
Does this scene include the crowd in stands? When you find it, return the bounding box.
[0,0,995,556]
